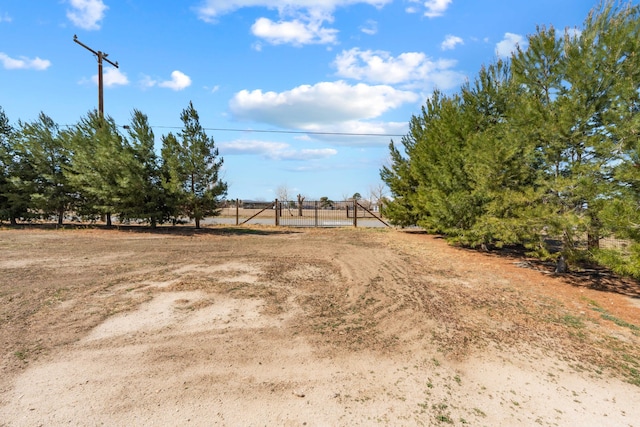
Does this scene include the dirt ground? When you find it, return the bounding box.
[1,225,640,426]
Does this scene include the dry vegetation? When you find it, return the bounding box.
[1,225,640,426]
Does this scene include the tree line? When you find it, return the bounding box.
[381,1,640,277]
[0,102,227,229]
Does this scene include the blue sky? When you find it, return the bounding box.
[0,0,606,201]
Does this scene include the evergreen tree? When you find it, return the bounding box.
[0,107,35,224]
[509,25,572,258]
[588,1,640,275]
[592,0,640,233]
[163,102,227,228]
[120,110,166,227]
[319,196,333,209]
[409,91,478,236]
[380,140,419,227]
[66,111,130,226]
[15,113,73,225]
[511,1,640,262]
[160,131,184,224]
[0,107,12,222]
[381,0,640,276]
[459,61,541,247]
[382,108,427,225]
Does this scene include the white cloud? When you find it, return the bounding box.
[159,71,192,91]
[91,67,128,87]
[67,0,108,30]
[423,0,452,18]
[229,80,417,129]
[333,48,465,90]
[89,67,129,87]
[194,0,391,22]
[360,19,377,35]
[496,32,527,58]
[140,75,157,89]
[283,148,337,160]
[195,0,390,45]
[321,120,407,136]
[251,16,338,45]
[139,71,192,90]
[0,12,12,23]
[333,49,424,84]
[441,35,463,51]
[219,140,289,155]
[219,139,337,160]
[302,120,408,146]
[0,53,51,70]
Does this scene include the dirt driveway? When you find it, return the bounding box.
[1,226,640,426]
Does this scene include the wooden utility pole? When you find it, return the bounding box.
[73,35,119,118]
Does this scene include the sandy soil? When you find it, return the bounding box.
[1,226,639,426]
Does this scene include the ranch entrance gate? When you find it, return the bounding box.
[230,199,389,227]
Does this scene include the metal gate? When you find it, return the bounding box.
[275,200,389,228]
[224,199,389,227]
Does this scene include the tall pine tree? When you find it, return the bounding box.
[0,107,35,224]
[120,110,167,227]
[15,113,73,225]
[162,102,227,229]
[381,0,640,275]
[66,111,130,226]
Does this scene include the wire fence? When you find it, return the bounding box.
[599,237,633,253]
[217,199,389,228]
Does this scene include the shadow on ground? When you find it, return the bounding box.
[0,223,300,237]
[400,229,640,299]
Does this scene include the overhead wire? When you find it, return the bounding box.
[61,123,404,137]
[148,125,404,137]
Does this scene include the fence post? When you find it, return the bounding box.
[235,198,239,225]
[314,201,318,227]
[275,199,280,226]
[353,200,358,227]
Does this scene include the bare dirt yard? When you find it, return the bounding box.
[1,225,640,426]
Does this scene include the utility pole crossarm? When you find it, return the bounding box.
[73,34,119,67]
[102,55,119,68]
[73,35,119,117]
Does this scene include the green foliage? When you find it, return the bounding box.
[161,101,227,228]
[380,140,419,227]
[119,110,168,227]
[592,245,640,279]
[1,99,230,229]
[381,0,640,275]
[0,107,14,222]
[160,131,184,223]
[65,111,131,226]
[0,107,36,224]
[319,196,333,208]
[15,113,73,224]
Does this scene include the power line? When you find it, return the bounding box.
[61,123,404,137]
[148,125,404,137]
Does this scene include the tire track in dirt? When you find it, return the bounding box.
[2,228,640,426]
